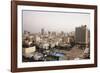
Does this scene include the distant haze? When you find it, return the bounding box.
[23,10,90,33]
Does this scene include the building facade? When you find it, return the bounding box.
[75,25,89,45]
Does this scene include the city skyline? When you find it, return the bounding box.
[23,10,90,33]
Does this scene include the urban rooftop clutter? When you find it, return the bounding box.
[22,25,90,62]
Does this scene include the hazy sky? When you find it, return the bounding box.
[22,10,90,33]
